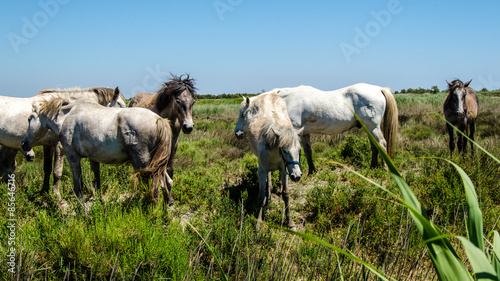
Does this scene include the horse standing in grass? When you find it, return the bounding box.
[21,96,174,205]
[443,79,479,156]
[0,87,126,200]
[129,74,196,177]
[234,94,303,229]
[267,84,398,173]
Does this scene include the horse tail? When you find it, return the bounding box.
[150,118,172,193]
[380,87,398,158]
[137,118,172,198]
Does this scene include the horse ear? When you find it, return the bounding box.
[113,87,121,101]
[32,101,40,113]
[464,80,472,87]
[244,96,250,106]
[446,80,452,87]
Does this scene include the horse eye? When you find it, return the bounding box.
[176,99,181,104]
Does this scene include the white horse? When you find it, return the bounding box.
[21,97,174,205]
[0,87,126,200]
[234,93,303,229]
[266,84,398,173]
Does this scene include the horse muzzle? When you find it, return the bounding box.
[234,130,245,140]
[182,122,194,134]
[20,141,35,161]
[287,165,302,182]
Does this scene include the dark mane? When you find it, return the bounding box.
[155,74,197,108]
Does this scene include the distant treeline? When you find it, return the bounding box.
[195,93,259,100]
[395,86,440,94]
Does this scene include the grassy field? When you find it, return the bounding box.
[1,91,499,280]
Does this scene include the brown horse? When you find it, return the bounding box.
[443,79,479,155]
[129,74,196,177]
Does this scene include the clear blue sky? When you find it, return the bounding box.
[1,0,499,98]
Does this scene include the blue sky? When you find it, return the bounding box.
[1,0,499,98]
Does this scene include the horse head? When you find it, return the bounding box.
[447,79,471,119]
[107,87,127,108]
[21,102,47,152]
[158,74,196,134]
[234,97,257,139]
[21,99,70,152]
[271,125,304,182]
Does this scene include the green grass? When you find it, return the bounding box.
[1,92,499,280]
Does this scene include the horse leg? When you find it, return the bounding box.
[160,172,175,206]
[469,120,476,156]
[457,123,466,154]
[266,172,273,204]
[280,170,295,230]
[256,166,268,229]
[66,151,83,198]
[301,134,316,174]
[52,143,64,202]
[463,120,469,154]
[90,160,101,197]
[0,146,18,181]
[42,146,55,194]
[446,123,455,156]
[368,127,387,168]
[167,134,180,178]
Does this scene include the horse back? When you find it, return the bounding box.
[129,92,156,110]
[465,88,479,120]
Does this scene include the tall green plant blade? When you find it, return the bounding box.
[440,158,484,251]
[445,120,500,164]
[271,226,391,281]
[458,237,498,281]
[493,231,500,278]
[352,113,473,281]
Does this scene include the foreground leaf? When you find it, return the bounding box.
[458,237,498,281]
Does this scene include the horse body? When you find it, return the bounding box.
[129,75,196,177]
[444,79,479,155]
[22,98,174,204]
[234,94,303,229]
[264,83,398,172]
[0,87,126,200]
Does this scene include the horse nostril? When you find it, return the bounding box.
[182,124,194,134]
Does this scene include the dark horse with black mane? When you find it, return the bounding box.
[129,74,196,178]
[443,79,479,156]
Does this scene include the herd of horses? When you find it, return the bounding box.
[0,76,479,228]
